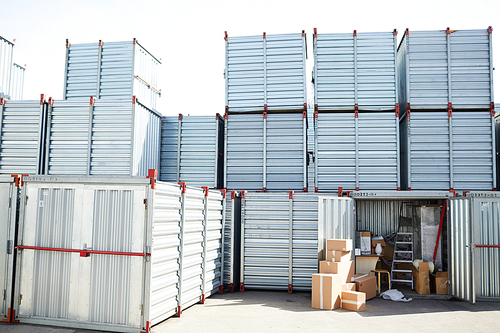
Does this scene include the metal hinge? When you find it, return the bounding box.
[7,240,12,254]
[140,304,144,316]
[19,294,22,305]
[25,195,29,205]
[143,199,147,205]
[2,289,5,300]
[8,197,11,208]
[145,246,151,262]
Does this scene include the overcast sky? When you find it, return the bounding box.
[1,0,498,115]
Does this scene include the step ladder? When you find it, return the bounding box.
[391,212,414,289]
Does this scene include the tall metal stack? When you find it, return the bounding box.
[224,31,308,192]
[398,27,496,191]
[313,29,400,193]
[0,36,24,101]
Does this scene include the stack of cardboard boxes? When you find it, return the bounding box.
[312,239,377,312]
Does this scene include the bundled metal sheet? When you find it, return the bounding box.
[239,192,352,291]
[13,175,224,331]
[159,115,224,188]
[45,98,161,176]
[9,63,25,100]
[401,111,496,191]
[398,28,494,110]
[64,39,161,111]
[224,112,307,191]
[315,111,399,192]
[225,32,307,112]
[314,30,398,111]
[0,36,14,99]
[0,98,48,175]
[0,175,18,321]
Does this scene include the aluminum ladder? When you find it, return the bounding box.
[390,212,414,289]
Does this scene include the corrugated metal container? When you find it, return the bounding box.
[9,63,25,100]
[224,112,307,192]
[315,111,399,192]
[0,36,14,100]
[313,29,398,111]
[401,111,496,191]
[225,32,307,113]
[64,39,161,111]
[222,191,241,291]
[398,28,494,110]
[0,97,48,175]
[13,174,224,331]
[239,192,350,292]
[0,175,18,322]
[45,98,161,176]
[307,108,315,192]
[159,115,224,188]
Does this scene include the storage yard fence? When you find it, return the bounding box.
[0,174,225,332]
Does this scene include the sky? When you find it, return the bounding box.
[1,0,499,115]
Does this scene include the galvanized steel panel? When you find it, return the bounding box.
[314,31,397,111]
[0,100,46,174]
[0,36,14,99]
[9,63,25,100]
[204,190,224,296]
[225,32,307,112]
[159,116,179,183]
[64,42,100,99]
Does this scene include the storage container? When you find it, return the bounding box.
[0,36,14,100]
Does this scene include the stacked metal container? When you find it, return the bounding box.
[64,39,161,111]
[9,63,25,100]
[0,36,14,100]
[44,97,161,176]
[0,96,48,175]
[313,29,401,193]
[224,31,308,192]
[398,27,496,191]
[10,174,224,332]
[160,114,224,188]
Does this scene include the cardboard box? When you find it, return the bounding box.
[383,243,394,261]
[412,262,430,295]
[327,239,353,252]
[431,271,449,295]
[371,238,386,254]
[341,291,366,312]
[360,232,371,255]
[326,250,351,262]
[319,261,354,284]
[312,274,342,310]
[351,273,377,300]
[342,283,356,291]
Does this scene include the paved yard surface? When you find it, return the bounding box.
[2,290,499,333]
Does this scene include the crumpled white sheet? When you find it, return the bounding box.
[379,289,412,302]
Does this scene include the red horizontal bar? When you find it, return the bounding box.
[476,245,500,248]
[17,246,151,257]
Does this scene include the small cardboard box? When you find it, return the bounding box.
[327,239,353,252]
[341,291,366,312]
[319,261,354,284]
[412,262,430,295]
[431,271,449,295]
[312,274,342,310]
[371,238,386,254]
[326,250,351,262]
[342,283,356,291]
[351,273,377,300]
[360,232,371,255]
[383,243,394,261]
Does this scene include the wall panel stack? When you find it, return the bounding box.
[0,36,14,100]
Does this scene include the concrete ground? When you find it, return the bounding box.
[2,290,500,333]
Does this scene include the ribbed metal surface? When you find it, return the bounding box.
[398,28,493,110]
[314,31,397,111]
[9,63,25,100]
[131,102,161,177]
[449,197,473,302]
[0,100,46,174]
[0,36,14,99]
[65,40,161,111]
[204,190,224,296]
[315,112,399,191]
[0,176,17,321]
[159,115,223,188]
[222,193,241,289]
[307,108,315,192]
[401,111,495,191]
[225,32,307,112]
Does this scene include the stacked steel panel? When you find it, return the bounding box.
[398,28,496,191]
[9,63,25,100]
[64,39,161,111]
[159,114,224,188]
[0,36,14,100]
[313,29,400,192]
[224,31,308,192]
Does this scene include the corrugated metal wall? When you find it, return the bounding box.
[0,36,14,99]
[9,63,25,100]
[204,190,224,296]
[0,100,47,175]
[225,32,307,113]
[159,116,179,183]
[222,192,241,290]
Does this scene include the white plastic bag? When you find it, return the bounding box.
[379,289,412,302]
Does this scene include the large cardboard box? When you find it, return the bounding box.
[327,239,353,252]
[360,232,371,255]
[342,283,356,291]
[319,261,354,284]
[341,291,366,312]
[312,274,342,310]
[351,273,377,300]
[431,271,449,295]
[326,250,351,262]
[412,262,430,295]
